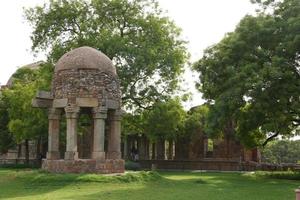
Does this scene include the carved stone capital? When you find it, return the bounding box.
[65,105,80,119]
[110,110,122,121]
[92,106,108,119]
[48,108,61,120]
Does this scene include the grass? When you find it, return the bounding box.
[0,168,299,200]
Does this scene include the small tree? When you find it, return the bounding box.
[2,65,50,163]
[144,99,186,159]
[0,94,14,154]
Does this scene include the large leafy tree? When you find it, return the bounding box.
[25,0,188,110]
[261,139,300,164]
[194,0,300,147]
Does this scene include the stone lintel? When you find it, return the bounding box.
[106,99,120,109]
[53,98,68,108]
[36,90,53,99]
[76,98,98,107]
[32,99,53,108]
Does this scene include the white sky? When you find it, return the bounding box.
[0,0,257,108]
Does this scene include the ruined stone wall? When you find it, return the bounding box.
[212,139,243,160]
[52,69,121,104]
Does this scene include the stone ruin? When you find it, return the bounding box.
[33,46,124,173]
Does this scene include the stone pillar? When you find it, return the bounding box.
[92,107,107,160]
[107,110,122,159]
[64,105,80,160]
[47,108,61,160]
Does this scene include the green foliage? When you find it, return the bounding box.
[25,0,189,110]
[2,65,50,144]
[261,140,300,164]
[250,171,300,180]
[121,112,146,136]
[0,95,15,153]
[144,99,186,140]
[193,0,300,147]
[184,105,209,136]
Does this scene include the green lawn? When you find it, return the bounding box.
[0,168,299,200]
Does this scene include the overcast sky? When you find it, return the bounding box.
[0,0,257,108]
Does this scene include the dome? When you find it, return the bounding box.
[55,46,116,75]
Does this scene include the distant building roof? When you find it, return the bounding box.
[5,61,44,87]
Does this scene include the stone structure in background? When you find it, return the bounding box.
[124,104,262,171]
[33,46,124,173]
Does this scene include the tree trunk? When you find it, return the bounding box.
[156,139,165,160]
[138,136,149,160]
[17,144,22,158]
[151,142,156,160]
[144,138,150,160]
[168,140,173,160]
[36,137,41,160]
[175,137,189,160]
[25,139,29,165]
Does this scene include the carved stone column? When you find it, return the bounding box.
[47,108,61,160]
[64,105,80,160]
[107,110,122,159]
[92,106,107,160]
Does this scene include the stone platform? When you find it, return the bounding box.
[42,159,125,174]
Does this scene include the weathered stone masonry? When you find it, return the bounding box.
[33,46,124,173]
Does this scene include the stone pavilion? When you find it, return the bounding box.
[33,46,124,173]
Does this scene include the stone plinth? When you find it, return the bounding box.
[296,189,300,200]
[42,159,125,174]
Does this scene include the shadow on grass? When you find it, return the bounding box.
[0,168,160,199]
[0,169,298,200]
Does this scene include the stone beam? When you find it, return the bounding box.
[32,99,53,108]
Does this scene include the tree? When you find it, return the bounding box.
[0,94,14,154]
[184,105,209,137]
[261,140,300,164]
[2,65,50,163]
[25,0,188,110]
[193,0,300,147]
[144,99,186,159]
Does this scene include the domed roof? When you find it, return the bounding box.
[55,46,116,75]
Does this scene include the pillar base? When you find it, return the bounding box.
[107,151,121,159]
[42,159,125,174]
[46,151,60,160]
[64,151,78,160]
[296,189,300,200]
[92,151,106,160]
